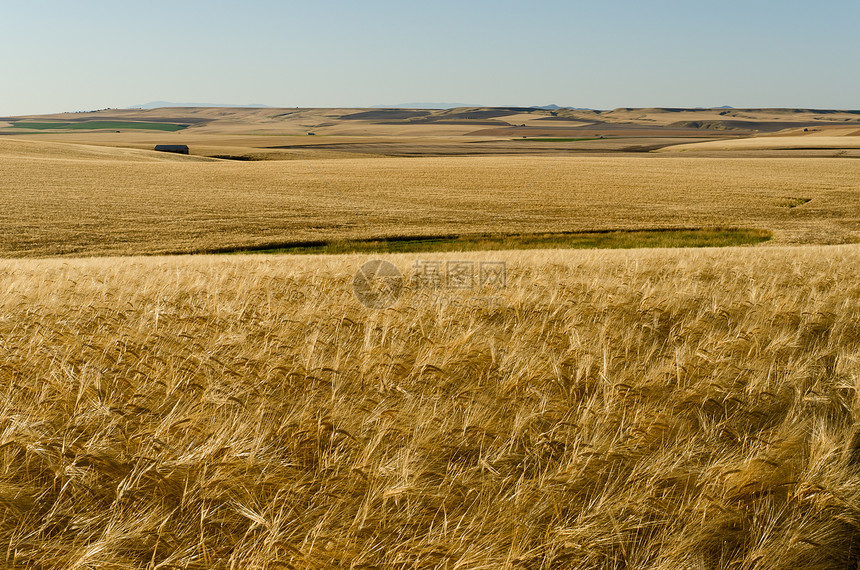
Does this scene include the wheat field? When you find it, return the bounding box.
[2,245,860,568]
[2,138,860,257]
[664,137,860,153]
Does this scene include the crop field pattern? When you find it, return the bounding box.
[2,139,860,257]
[2,106,860,568]
[2,248,860,568]
[8,121,188,132]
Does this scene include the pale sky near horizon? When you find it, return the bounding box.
[1,0,858,116]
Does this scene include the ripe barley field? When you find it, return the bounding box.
[2,139,860,257]
[2,245,860,568]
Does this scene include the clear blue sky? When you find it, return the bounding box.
[2,0,858,115]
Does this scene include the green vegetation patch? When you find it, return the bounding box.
[9,121,188,131]
[778,197,812,209]
[216,228,772,256]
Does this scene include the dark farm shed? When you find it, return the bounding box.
[154,144,189,155]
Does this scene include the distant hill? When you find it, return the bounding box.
[127,101,272,109]
[530,104,593,111]
[126,101,601,112]
[371,103,596,110]
[371,103,482,109]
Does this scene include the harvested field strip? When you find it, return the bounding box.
[8,121,188,131]
[513,137,605,142]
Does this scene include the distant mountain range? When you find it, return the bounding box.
[370,103,482,109]
[371,103,596,110]
[126,101,579,110]
[125,101,735,111]
[127,101,272,109]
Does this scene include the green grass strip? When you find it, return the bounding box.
[217,228,772,256]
